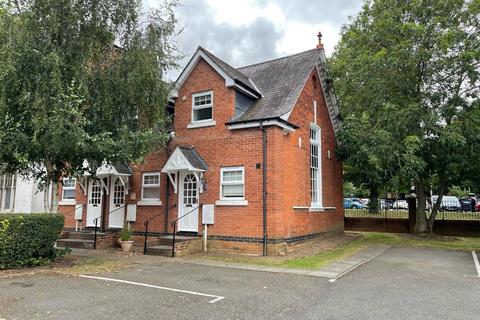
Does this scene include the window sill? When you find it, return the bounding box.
[59,200,76,206]
[187,120,216,129]
[215,199,248,206]
[137,200,162,206]
[309,206,336,212]
[293,206,336,212]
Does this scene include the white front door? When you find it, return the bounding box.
[178,172,199,232]
[87,179,103,227]
[108,177,125,228]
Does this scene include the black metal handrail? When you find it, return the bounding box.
[143,214,163,255]
[170,204,201,257]
[92,204,126,249]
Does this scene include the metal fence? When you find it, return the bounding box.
[344,200,480,221]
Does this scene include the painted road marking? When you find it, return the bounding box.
[472,251,480,277]
[333,246,389,280]
[79,275,225,304]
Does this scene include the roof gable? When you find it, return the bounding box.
[173,47,261,99]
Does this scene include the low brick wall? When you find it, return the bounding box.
[345,217,480,237]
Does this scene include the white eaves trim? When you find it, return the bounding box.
[176,50,234,90]
[227,120,296,133]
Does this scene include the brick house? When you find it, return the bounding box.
[58,34,343,255]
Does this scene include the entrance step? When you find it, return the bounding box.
[145,235,202,257]
[56,238,94,249]
[145,245,173,256]
[57,230,117,250]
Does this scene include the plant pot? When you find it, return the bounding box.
[121,240,134,252]
[117,237,122,247]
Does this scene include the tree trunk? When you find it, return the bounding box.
[427,181,446,233]
[369,187,379,214]
[51,180,59,213]
[43,180,50,213]
[414,180,428,233]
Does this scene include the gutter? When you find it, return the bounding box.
[260,122,268,256]
[164,142,172,235]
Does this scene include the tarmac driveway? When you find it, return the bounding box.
[0,247,479,320]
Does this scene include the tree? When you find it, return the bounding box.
[0,0,179,212]
[331,0,480,232]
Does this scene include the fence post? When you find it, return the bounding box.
[143,220,149,255]
[94,219,98,250]
[172,221,176,258]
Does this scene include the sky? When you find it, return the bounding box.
[144,0,364,80]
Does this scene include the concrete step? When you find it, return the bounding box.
[57,238,94,249]
[157,235,198,246]
[145,245,173,256]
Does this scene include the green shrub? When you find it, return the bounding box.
[119,228,132,241]
[0,213,64,269]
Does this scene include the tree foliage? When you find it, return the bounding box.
[331,0,480,231]
[0,0,179,211]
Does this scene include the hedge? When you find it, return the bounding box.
[0,213,64,269]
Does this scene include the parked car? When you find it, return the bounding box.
[380,199,394,210]
[344,198,366,209]
[431,196,461,211]
[459,198,473,212]
[392,200,408,210]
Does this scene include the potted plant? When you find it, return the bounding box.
[119,228,134,252]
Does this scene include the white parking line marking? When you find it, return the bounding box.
[333,246,389,279]
[472,251,480,277]
[79,275,225,304]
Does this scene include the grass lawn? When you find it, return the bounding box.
[194,232,480,270]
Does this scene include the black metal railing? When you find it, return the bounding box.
[143,214,163,255]
[170,205,201,258]
[92,205,126,249]
[344,199,480,221]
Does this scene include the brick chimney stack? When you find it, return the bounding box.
[316,32,324,49]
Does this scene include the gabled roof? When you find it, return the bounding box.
[234,48,322,122]
[174,44,341,138]
[174,46,262,99]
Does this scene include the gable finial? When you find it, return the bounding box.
[316,32,324,49]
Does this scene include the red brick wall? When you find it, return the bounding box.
[58,56,344,245]
[277,69,344,238]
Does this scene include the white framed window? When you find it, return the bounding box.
[192,91,213,123]
[220,166,245,200]
[142,172,160,201]
[0,174,16,212]
[310,123,322,207]
[62,177,76,201]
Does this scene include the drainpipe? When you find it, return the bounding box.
[164,144,171,235]
[260,122,268,256]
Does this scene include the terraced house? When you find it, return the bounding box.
[58,34,343,256]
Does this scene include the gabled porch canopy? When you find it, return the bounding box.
[79,160,131,195]
[162,146,208,194]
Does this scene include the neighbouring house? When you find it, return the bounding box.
[58,33,343,255]
[0,173,46,213]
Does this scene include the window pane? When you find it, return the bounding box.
[143,187,160,200]
[222,170,243,183]
[63,178,76,188]
[193,107,212,121]
[222,185,244,197]
[194,94,212,106]
[4,189,11,209]
[63,189,76,199]
[144,174,159,185]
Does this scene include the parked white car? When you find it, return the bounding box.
[431,196,461,211]
[392,200,408,210]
